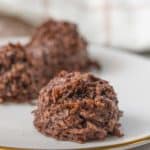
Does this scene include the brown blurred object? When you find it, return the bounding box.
[0,14,34,37]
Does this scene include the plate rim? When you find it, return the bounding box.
[0,136,149,150]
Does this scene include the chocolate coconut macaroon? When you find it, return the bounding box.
[26,19,99,82]
[33,71,123,143]
[0,43,38,103]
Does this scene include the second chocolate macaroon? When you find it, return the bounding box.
[27,19,99,81]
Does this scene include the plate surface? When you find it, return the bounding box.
[0,38,150,150]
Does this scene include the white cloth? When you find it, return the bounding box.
[0,0,150,52]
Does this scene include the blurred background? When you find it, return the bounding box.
[0,0,150,53]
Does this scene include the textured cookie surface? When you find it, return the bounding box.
[34,71,123,143]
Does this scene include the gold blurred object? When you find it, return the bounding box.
[0,14,34,37]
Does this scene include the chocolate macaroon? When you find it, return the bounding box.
[26,19,99,82]
[33,71,123,143]
[0,43,38,103]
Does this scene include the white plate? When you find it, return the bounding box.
[0,38,150,150]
